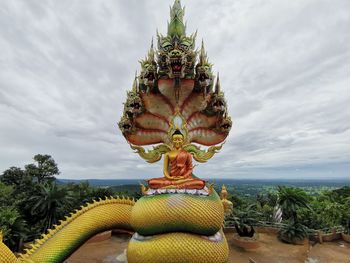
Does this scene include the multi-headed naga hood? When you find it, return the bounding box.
[119,0,232,153]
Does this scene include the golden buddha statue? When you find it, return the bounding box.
[147,130,206,189]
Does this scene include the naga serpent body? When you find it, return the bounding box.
[0,197,135,263]
[0,190,229,263]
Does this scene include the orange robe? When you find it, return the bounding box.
[148,150,206,189]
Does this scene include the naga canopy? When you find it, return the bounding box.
[118,0,232,152]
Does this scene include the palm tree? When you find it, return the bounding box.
[277,186,310,223]
[277,186,310,244]
[28,182,73,232]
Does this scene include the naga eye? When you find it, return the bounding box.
[163,45,172,51]
[181,45,189,51]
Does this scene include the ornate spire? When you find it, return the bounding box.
[132,71,138,92]
[147,38,155,63]
[215,73,221,94]
[199,39,208,65]
[167,0,186,37]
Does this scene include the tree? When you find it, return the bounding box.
[1,167,27,186]
[65,181,93,209]
[27,182,73,232]
[91,187,114,200]
[0,182,27,251]
[277,186,310,244]
[277,186,310,223]
[25,154,59,183]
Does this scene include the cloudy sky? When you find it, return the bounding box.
[1,0,349,180]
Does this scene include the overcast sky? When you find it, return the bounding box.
[1,0,349,180]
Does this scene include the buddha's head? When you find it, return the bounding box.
[172,130,184,149]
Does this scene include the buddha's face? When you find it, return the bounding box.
[172,134,184,149]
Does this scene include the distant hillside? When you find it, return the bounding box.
[56,178,350,199]
[57,179,145,187]
[57,178,350,188]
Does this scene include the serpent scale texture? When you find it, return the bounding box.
[128,190,229,263]
[127,231,229,263]
[0,240,18,263]
[0,197,135,263]
[131,191,224,235]
[0,193,230,263]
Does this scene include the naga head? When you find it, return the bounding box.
[140,61,157,89]
[167,47,186,78]
[196,64,213,88]
[195,40,213,90]
[157,0,197,79]
[124,78,144,116]
[209,75,227,114]
[140,41,158,89]
[211,93,227,114]
[118,115,134,134]
[125,91,143,116]
[218,115,232,133]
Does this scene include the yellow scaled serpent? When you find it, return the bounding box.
[0,189,229,263]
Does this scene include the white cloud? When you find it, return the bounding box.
[0,0,349,180]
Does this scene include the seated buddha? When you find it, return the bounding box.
[147,130,206,190]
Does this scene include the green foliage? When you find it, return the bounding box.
[256,192,278,222]
[0,167,27,186]
[27,182,74,232]
[0,182,15,207]
[275,186,311,243]
[0,182,27,251]
[297,187,350,231]
[226,204,261,237]
[0,154,118,251]
[279,221,309,244]
[25,154,59,183]
[277,186,310,222]
[257,203,274,222]
[228,193,245,208]
[109,184,142,200]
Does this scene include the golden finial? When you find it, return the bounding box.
[208,183,214,195]
[0,230,3,242]
[215,72,221,94]
[220,184,228,200]
[140,183,148,195]
[220,184,233,216]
